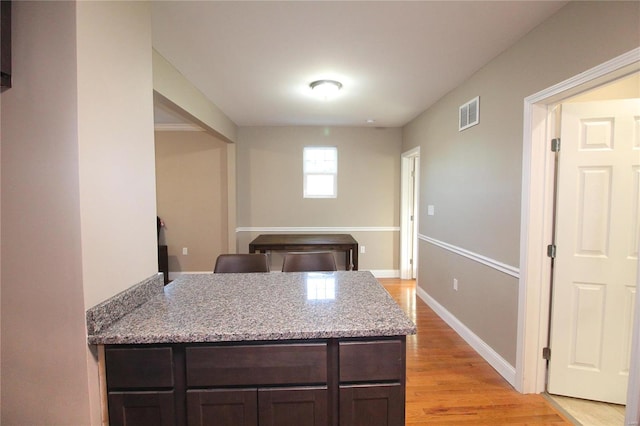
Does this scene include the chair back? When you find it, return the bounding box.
[214,254,270,273]
[282,252,337,272]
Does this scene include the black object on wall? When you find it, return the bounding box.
[157,217,169,284]
[0,1,11,91]
[158,245,169,285]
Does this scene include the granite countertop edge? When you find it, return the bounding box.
[88,327,416,345]
[87,271,417,346]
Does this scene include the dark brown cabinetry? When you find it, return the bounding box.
[187,388,257,426]
[338,340,405,426]
[187,387,327,426]
[339,384,403,426]
[259,387,328,426]
[105,337,405,426]
[185,343,328,426]
[109,391,176,426]
[106,347,178,426]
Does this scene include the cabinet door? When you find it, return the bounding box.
[259,387,328,426]
[187,389,258,426]
[339,384,404,426]
[108,391,175,426]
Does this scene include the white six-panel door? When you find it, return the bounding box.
[548,99,640,404]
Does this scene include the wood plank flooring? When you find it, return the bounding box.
[548,394,625,425]
[379,278,574,425]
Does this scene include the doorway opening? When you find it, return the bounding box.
[517,47,640,425]
[401,147,420,280]
[545,82,639,421]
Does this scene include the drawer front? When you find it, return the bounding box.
[106,346,174,389]
[339,340,404,383]
[186,343,327,387]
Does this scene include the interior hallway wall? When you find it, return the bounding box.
[155,130,229,274]
[1,2,156,424]
[402,0,640,367]
[0,28,3,416]
[77,1,157,308]
[1,3,89,423]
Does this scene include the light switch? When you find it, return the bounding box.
[427,205,435,216]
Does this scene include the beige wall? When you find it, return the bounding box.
[403,1,640,366]
[1,3,90,423]
[226,142,237,253]
[0,52,2,414]
[153,49,238,143]
[1,2,156,424]
[236,126,401,272]
[155,130,229,273]
[77,1,157,309]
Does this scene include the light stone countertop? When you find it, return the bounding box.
[87,271,416,345]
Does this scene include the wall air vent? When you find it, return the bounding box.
[459,96,479,131]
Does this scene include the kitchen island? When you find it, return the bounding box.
[88,271,416,426]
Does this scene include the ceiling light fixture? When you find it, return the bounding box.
[309,79,342,99]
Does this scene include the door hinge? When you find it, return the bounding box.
[551,138,561,152]
[547,244,556,258]
[543,347,551,360]
[409,259,413,265]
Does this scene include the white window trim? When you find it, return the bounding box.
[303,146,338,198]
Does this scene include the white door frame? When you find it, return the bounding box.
[517,47,640,423]
[400,147,420,279]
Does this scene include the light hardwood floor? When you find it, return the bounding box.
[379,278,573,425]
[548,394,626,426]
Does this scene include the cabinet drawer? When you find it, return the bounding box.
[186,343,327,387]
[106,346,174,389]
[339,340,403,382]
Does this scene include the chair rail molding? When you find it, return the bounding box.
[419,234,519,279]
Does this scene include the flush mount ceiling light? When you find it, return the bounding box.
[309,79,342,99]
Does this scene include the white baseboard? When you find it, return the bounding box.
[369,269,400,278]
[416,285,517,387]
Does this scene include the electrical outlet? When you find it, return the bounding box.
[182,247,188,255]
[360,246,366,254]
[453,278,458,291]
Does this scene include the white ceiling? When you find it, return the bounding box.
[151,1,567,128]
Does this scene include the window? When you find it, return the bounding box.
[303,146,337,198]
